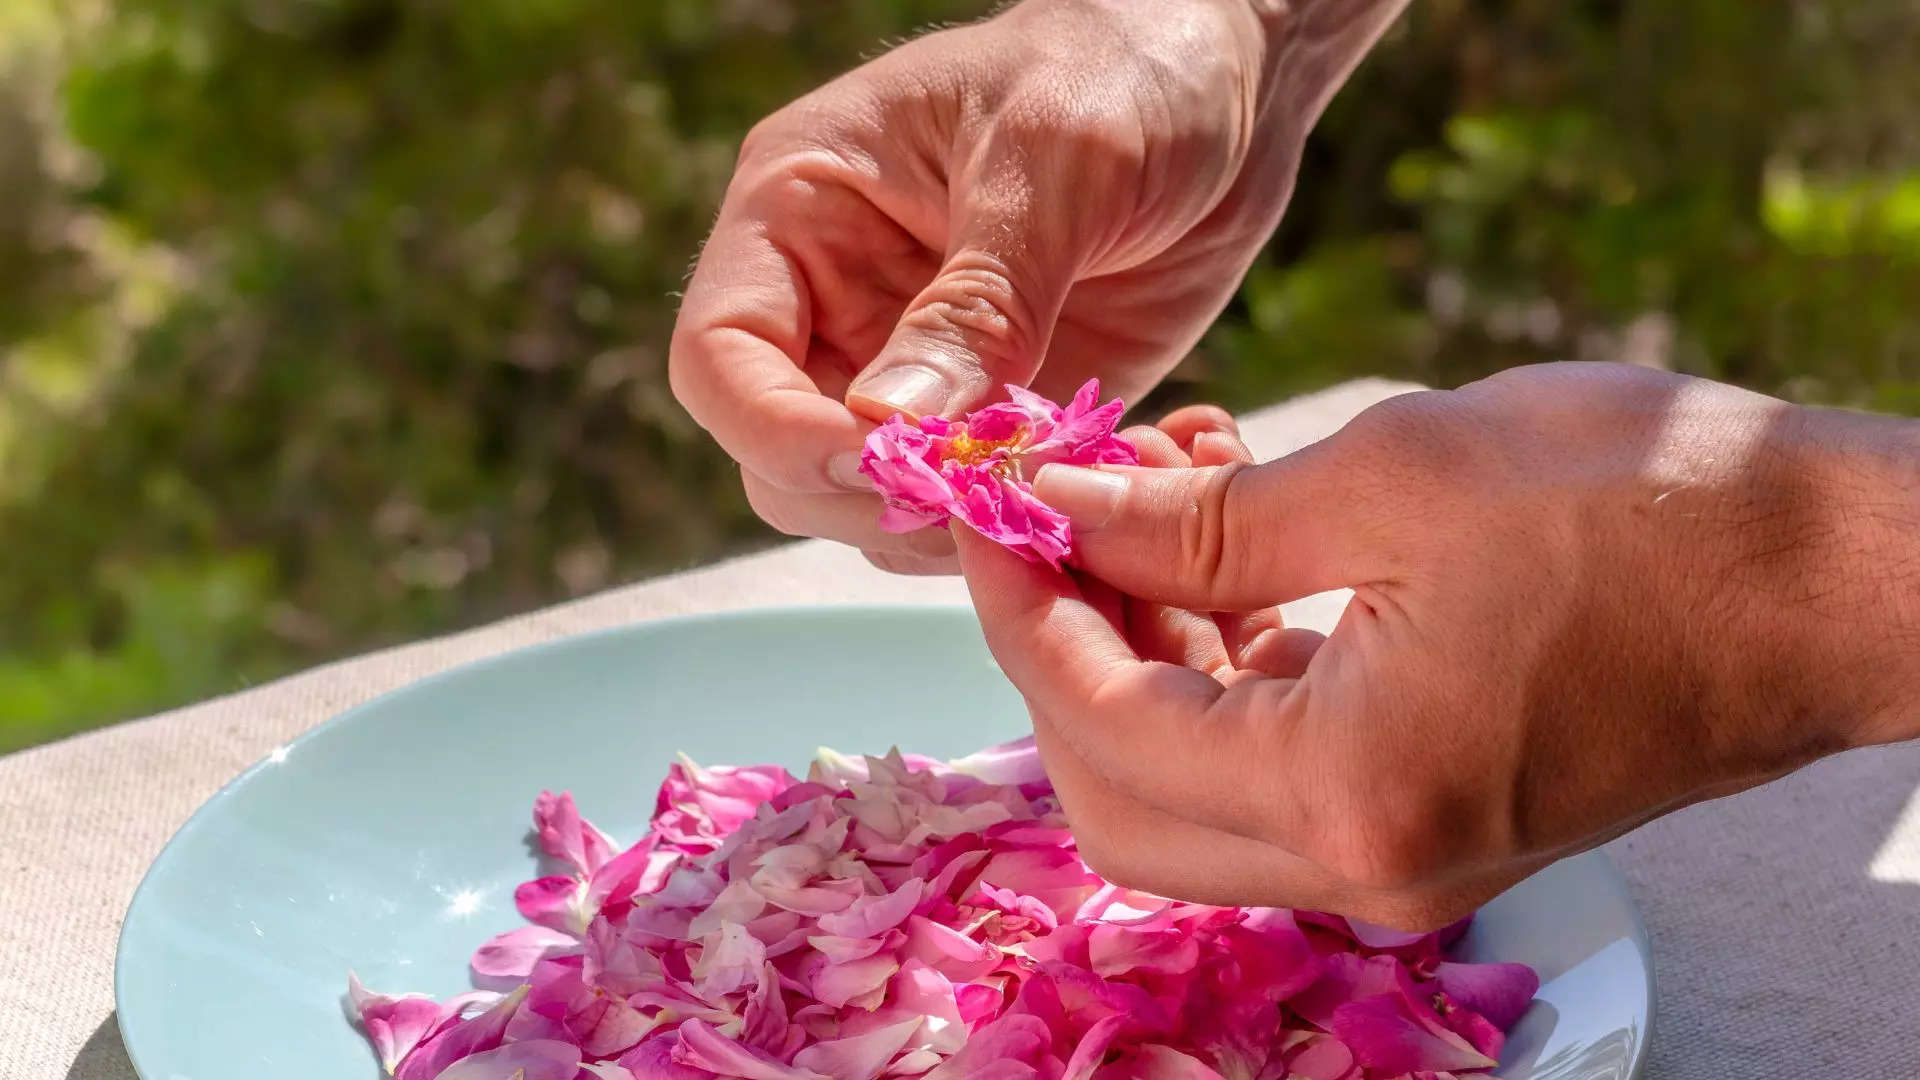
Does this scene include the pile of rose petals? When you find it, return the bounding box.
[349,739,1538,1079]
[858,379,1139,567]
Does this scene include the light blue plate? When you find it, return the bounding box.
[117,605,1652,1079]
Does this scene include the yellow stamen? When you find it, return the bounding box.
[945,429,1023,466]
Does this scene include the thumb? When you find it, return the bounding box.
[1031,444,1388,611]
[846,162,1080,422]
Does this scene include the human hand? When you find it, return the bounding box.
[669,0,1408,572]
[959,362,1920,927]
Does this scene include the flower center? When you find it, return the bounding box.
[944,429,1024,467]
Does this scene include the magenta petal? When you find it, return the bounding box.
[1290,953,1403,1031]
[345,974,445,1074]
[516,875,586,934]
[860,418,956,526]
[617,1033,715,1080]
[857,382,1135,564]
[1430,960,1541,1030]
[1062,1013,1128,1080]
[1329,993,1497,1074]
[393,985,527,1080]
[533,790,615,875]
[430,1039,581,1080]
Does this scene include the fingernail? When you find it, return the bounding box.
[849,364,951,419]
[1033,465,1128,530]
[828,450,868,490]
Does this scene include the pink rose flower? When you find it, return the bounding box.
[858,379,1140,567]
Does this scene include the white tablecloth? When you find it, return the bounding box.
[4,378,1916,1080]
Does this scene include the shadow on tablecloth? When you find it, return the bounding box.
[66,1014,135,1080]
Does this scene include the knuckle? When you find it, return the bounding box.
[664,327,710,417]
[1344,390,1466,462]
[1064,813,1155,893]
[903,256,1044,370]
[736,112,796,169]
[1175,463,1250,599]
[741,474,806,538]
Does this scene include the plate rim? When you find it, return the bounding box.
[113,604,978,1076]
[114,601,1654,1080]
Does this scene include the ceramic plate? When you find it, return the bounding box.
[117,605,1652,1079]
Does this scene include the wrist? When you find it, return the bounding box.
[1255,0,1411,133]
[1705,401,1920,766]
[1785,407,1920,749]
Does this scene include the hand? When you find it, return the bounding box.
[958,362,1920,928]
[669,0,1408,573]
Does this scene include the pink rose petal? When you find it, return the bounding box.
[351,739,1533,1080]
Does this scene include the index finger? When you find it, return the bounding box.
[954,528,1314,850]
[668,206,867,494]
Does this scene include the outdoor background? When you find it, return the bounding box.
[3,0,1917,751]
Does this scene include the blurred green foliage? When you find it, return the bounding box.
[3,0,1917,750]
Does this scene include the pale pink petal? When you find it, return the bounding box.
[857,960,969,1055]
[431,1039,581,1080]
[355,740,1535,1080]
[1279,1034,1358,1080]
[691,921,766,998]
[471,926,580,982]
[583,918,666,996]
[1089,924,1200,978]
[947,735,1048,786]
[654,759,798,852]
[810,952,902,1009]
[970,847,1099,920]
[808,932,895,964]
[1102,1045,1228,1079]
[902,915,998,983]
[815,878,926,939]
[580,1064,641,1080]
[673,1019,831,1080]
[921,1014,1053,1080]
[791,1018,923,1080]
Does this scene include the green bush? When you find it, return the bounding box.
[3,0,1916,750]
